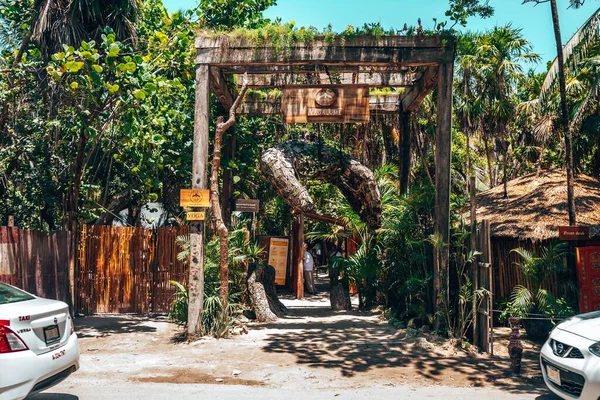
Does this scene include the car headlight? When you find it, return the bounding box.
[589,342,600,357]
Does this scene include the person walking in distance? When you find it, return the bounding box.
[303,243,317,294]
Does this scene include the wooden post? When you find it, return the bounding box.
[470,175,478,345]
[291,213,304,299]
[433,62,453,330]
[7,216,14,227]
[188,64,210,337]
[399,112,411,195]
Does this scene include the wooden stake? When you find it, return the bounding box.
[399,112,411,195]
[433,62,453,330]
[188,64,210,338]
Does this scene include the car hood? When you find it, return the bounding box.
[557,311,600,341]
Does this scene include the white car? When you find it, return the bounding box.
[540,311,600,399]
[0,282,79,399]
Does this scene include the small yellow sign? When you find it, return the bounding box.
[180,189,210,207]
[186,211,206,221]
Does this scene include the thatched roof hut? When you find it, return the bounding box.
[476,170,600,241]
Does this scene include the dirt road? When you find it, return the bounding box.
[31,293,557,399]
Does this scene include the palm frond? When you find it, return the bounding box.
[539,7,600,105]
[570,72,600,131]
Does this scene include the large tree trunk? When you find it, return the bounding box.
[247,263,287,322]
[550,0,576,225]
[259,140,382,230]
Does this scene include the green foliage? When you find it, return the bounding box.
[508,242,575,319]
[197,0,276,30]
[168,280,188,324]
[446,0,494,28]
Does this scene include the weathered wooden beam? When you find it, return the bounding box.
[399,112,411,194]
[433,62,454,331]
[188,64,210,337]
[240,94,401,115]
[197,46,454,67]
[235,71,421,88]
[209,66,235,109]
[400,66,438,112]
[291,213,304,299]
[196,36,455,67]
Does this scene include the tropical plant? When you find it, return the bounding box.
[508,242,574,319]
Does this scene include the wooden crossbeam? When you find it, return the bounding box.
[399,66,438,112]
[239,94,401,115]
[232,72,421,88]
[196,36,454,67]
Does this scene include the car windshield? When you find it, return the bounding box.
[0,283,35,305]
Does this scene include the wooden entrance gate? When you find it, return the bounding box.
[77,225,188,314]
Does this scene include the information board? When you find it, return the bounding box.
[268,237,289,286]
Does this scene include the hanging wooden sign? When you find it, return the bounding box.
[179,189,210,207]
[233,199,260,213]
[281,85,370,123]
[559,226,590,241]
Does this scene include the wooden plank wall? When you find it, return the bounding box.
[78,225,189,315]
[491,238,569,300]
[0,226,70,305]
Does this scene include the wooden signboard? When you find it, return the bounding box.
[559,226,590,241]
[233,199,260,213]
[281,85,370,123]
[268,237,289,286]
[186,211,205,221]
[179,189,210,207]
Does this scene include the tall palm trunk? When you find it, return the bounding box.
[550,0,576,225]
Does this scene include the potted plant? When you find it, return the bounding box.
[508,242,574,339]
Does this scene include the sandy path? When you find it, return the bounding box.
[32,290,554,399]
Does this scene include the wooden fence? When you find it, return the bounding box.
[77,225,189,314]
[491,238,573,300]
[0,226,71,305]
[1,225,188,315]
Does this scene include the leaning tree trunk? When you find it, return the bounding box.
[259,140,382,230]
[247,264,287,322]
[210,75,249,309]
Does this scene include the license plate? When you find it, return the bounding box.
[43,325,61,345]
[547,365,561,386]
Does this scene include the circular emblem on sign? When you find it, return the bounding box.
[315,88,337,107]
[191,192,203,202]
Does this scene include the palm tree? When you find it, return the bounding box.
[472,26,540,197]
[523,1,600,225]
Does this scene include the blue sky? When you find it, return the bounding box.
[163,0,598,71]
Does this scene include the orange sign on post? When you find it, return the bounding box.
[179,189,210,208]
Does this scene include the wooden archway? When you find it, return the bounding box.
[189,34,455,331]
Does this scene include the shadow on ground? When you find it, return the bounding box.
[74,315,161,338]
[258,302,545,396]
